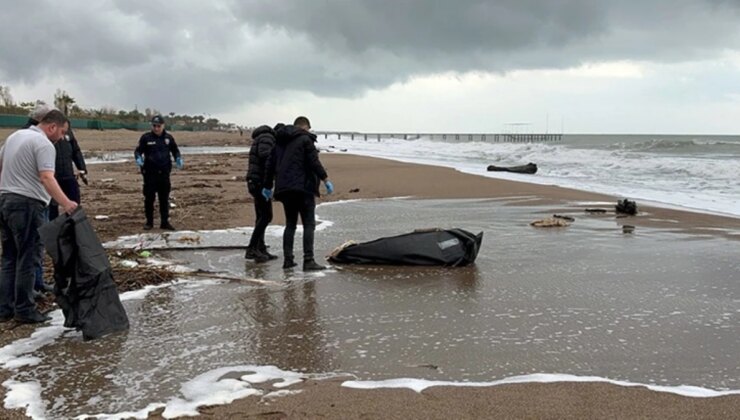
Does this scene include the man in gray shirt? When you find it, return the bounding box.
[0,110,78,323]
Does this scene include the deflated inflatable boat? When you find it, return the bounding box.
[328,228,483,267]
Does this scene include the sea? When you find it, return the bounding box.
[318,134,740,218]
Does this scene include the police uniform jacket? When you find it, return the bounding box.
[134,130,181,173]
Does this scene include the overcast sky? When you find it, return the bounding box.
[2,0,740,133]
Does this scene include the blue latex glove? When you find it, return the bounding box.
[262,188,273,200]
[135,156,144,167]
[175,156,184,169]
[324,180,334,194]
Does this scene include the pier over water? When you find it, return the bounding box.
[317,132,562,143]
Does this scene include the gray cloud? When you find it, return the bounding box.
[1,0,739,114]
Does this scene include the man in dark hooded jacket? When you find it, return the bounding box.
[49,121,87,220]
[244,124,281,262]
[263,116,333,270]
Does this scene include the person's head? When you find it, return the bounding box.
[28,103,55,125]
[273,122,285,132]
[37,110,68,142]
[293,116,311,131]
[151,115,165,135]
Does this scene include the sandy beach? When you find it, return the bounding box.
[0,128,738,419]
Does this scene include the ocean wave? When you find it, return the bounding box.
[607,138,740,154]
[321,135,740,217]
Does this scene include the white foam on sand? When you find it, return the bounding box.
[77,365,316,420]
[3,380,46,419]
[0,282,185,371]
[341,373,740,398]
[0,311,65,370]
[0,280,202,419]
[102,217,336,250]
[101,199,367,250]
[76,370,740,419]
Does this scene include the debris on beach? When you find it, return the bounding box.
[486,162,538,174]
[553,214,575,222]
[175,235,202,245]
[119,260,139,268]
[585,208,608,214]
[530,217,572,228]
[94,215,110,220]
[349,188,360,193]
[616,199,638,215]
[407,363,439,370]
[622,225,636,234]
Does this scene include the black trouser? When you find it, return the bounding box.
[280,192,316,261]
[0,193,46,318]
[142,169,171,225]
[247,183,273,251]
[49,175,80,221]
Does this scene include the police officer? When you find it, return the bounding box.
[134,115,183,231]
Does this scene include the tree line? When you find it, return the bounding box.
[0,86,236,131]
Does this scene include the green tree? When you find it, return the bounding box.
[54,89,76,115]
[0,85,13,106]
[206,117,220,129]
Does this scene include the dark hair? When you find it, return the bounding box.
[273,122,285,131]
[293,116,311,129]
[39,109,69,126]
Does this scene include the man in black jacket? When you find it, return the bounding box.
[245,124,281,262]
[134,115,183,231]
[263,116,334,271]
[49,121,87,220]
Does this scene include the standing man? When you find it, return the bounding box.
[245,124,281,262]
[134,115,183,231]
[263,116,334,271]
[21,103,56,296]
[0,110,78,323]
[48,120,87,220]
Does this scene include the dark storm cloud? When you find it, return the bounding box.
[0,2,153,80]
[233,0,740,66]
[233,1,605,57]
[1,0,739,113]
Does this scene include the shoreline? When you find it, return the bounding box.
[1,128,738,419]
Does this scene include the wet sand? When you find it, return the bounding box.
[1,128,739,418]
[197,379,740,420]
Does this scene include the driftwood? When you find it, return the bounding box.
[530,217,571,228]
[486,162,537,174]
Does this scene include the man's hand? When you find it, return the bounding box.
[176,156,184,170]
[135,156,144,167]
[62,200,78,215]
[79,170,88,186]
[39,171,78,216]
